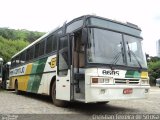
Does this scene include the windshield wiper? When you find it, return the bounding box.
[126,41,142,70]
[126,42,132,62]
[130,51,142,70]
[111,42,125,65]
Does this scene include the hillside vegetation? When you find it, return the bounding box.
[0,27,45,62]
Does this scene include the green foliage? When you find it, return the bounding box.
[0,36,29,62]
[0,28,45,43]
[148,61,160,70]
[0,27,45,63]
[148,57,160,85]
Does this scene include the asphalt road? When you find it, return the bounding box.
[0,87,160,120]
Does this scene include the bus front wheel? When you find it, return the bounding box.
[51,81,67,107]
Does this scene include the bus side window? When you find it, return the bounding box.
[26,47,34,61]
[11,58,16,67]
[26,49,30,61]
[20,51,26,63]
[39,41,45,56]
[35,43,40,58]
[52,36,57,51]
[30,47,34,60]
[46,35,53,54]
[15,56,20,66]
[46,35,57,53]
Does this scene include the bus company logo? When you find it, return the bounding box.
[11,67,25,75]
[102,70,119,76]
[48,58,56,68]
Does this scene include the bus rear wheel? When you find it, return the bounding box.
[51,81,67,107]
[15,81,21,95]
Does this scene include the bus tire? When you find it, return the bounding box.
[15,81,21,95]
[51,81,67,107]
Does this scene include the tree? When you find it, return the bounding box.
[0,36,29,62]
[0,27,45,62]
[0,27,45,43]
[148,56,160,86]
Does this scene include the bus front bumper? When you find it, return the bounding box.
[85,85,150,103]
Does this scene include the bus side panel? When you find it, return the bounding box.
[27,58,47,93]
[38,55,57,95]
[19,63,32,91]
[10,55,57,95]
[26,55,56,94]
[38,72,56,94]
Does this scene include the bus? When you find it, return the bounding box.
[2,62,11,89]
[0,58,3,87]
[9,15,150,106]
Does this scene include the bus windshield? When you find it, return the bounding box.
[87,28,147,69]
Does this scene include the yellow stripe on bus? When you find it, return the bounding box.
[25,63,32,74]
[19,63,33,91]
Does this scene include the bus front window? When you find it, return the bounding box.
[124,35,147,68]
[87,28,125,66]
[87,28,147,69]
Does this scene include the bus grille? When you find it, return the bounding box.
[114,78,140,85]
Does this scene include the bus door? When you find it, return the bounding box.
[56,35,71,101]
[72,30,85,100]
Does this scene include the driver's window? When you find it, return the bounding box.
[58,36,69,76]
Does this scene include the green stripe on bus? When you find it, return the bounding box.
[125,71,140,78]
[27,57,47,93]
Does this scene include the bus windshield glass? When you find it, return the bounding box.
[87,28,147,68]
[124,35,147,68]
[87,28,124,66]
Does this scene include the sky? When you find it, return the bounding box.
[0,0,160,56]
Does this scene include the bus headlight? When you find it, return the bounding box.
[141,79,149,85]
[91,77,113,84]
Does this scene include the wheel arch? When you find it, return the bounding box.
[49,76,56,96]
[14,79,18,89]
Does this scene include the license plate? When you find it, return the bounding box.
[123,88,133,94]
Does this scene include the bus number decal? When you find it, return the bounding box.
[102,70,119,76]
[49,58,56,68]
